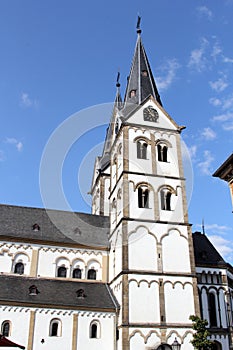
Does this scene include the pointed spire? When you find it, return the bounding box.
[123,18,162,107]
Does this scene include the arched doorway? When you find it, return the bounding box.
[157,344,172,350]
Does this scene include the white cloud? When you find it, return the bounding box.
[223,122,233,131]
[201,127,216,140]
[197,6,213,20]
[157,59,180,91]
[209,76,228,92]
[212,112,233,122]
[20,92,38,108]
[211,41,222,61]
[222,94,233,110]
[223,56,233,63]
[187,38,209,72]
[5,138,23,152]
[208,234,233,259]
[197,150,214,175]
[209,97,222,107]
[188,145,197,159]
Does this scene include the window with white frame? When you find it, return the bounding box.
[49,319,62,337]
[1,321,10,337]
[138,186,149,208]
[90,320,100,339]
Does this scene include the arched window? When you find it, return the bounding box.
[157,144,168,162]
[1,321,10,337]
[87,268,96,280]
[138,187,149,208]
[208,292,217,327]
[160,189,172,211]
[57,266,67,278]
[49,319,61,337]
[14,262,24,274]
[90,321,100,339]
[72,268,82,279]
[137,141,147,159]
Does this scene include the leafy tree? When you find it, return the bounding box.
[189,315,213,350]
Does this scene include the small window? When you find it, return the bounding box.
[32,223,40,231]
[129,89,136,98]
[29,285,39,295]
[14,262,24,275]
[137,141,147,159]
[161,189,171,211]
[90,321,100,339]
[73,268,82,279]
[87,268,96,280]
[142,70,148,76]
[1,321,10,337]
[157,144,168,162]
[49,319,61,337]
[76,289,86,298]
[57,266,67,278]
[138,187,149,208]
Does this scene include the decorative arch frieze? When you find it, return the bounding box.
[160,228,187,243]
[163,280,193,289]
[129,278,159,288]
[128,225,158,243]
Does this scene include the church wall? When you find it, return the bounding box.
[0,305,116,350]
[0,242,33,275]
[37,247,103,280]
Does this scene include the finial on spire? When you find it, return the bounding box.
[116,71,120,88]
[202,218,205,235]
[136,15,142,34]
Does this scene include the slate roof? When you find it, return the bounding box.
[192,231,227,268]
[123,33,162,111]
[0,204,110,248]
[0,275,118,311]
[213,153,233,183]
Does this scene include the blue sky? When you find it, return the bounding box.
[0,1,233,262]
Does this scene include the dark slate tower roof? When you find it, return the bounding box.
[123,29,162,107]
[192,231,227,267]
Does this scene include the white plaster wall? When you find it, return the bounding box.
[104,177,110,216]
[126,100,177,131]
[0,307,30,348]
[128,226,157,271]
[77,313,115,350]
[164,281,195,323]
[129,280,160,323]
[219,288,228,328]
[33,312,72,350]
[0,243,33,275]
[37,248,103,280]
[162,229,191,273]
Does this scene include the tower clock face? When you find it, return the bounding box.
[143,106,159,122]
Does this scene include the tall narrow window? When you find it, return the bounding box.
[161,189,172,211]
[1,321,10,337]
[138,187,149,208]
[57,266,67,278]
[49,319,61,337]
[72,268,82,279]
[137,141,147,159]
[14,262,24,274]
[157,144,168,162]
[208,292,217,327]
[90,321,100,339]
[87,268,96,280]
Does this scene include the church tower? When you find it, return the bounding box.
[91,21,199,350]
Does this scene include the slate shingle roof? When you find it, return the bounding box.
[0,204,110,248]
[192,231,227,267]
[0,275,118,311]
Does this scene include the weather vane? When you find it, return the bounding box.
[116,71,120,88]
[136,15,141,34]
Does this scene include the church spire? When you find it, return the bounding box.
[123,17,162,107]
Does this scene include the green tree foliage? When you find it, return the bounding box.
[189,315,213,350]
